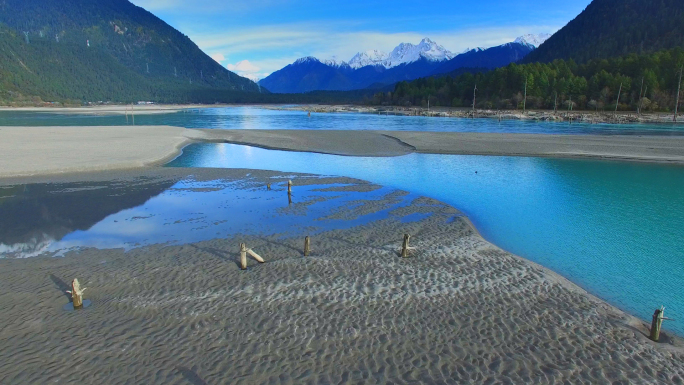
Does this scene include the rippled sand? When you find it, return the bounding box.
[0,169,683,384]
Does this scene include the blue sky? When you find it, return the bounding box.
[130,0,592,80]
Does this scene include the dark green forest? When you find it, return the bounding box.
[0,0,267,104]
[525,0,684,64]
[369,48,684,112]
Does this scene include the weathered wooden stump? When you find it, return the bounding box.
[287,180,293,194]
[304,236,311,256]
[239,243,265,270]
[400,234,411,258]
[650,306,673,342]
[67,279,87,309]
[267,183,271,191]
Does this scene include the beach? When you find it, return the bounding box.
[1,167,683,384]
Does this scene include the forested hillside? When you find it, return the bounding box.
[525,0,684,63]
[0,0,261,104]
[370,48,684,112]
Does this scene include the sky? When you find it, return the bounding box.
[129,0,593,81]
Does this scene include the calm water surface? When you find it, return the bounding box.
[0,177,420,257]
[2,106,684,135]
[169,143,684,335]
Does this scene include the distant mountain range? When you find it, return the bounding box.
[524,0,684,63]
[0,0,260,104]
[259,35,550,93]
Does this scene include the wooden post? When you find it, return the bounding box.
[675,67,682,122]
[287,180,292,194]
[267,183,271,191]
[651,307,664,342]
[304,236,311,256]
[240,243,248,270]
[401,234,411,258]
[67,279,86,309]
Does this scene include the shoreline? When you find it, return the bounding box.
[3,126,684,179]
[274,104,684,125]
[0,167,682,383]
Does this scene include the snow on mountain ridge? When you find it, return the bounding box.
[293,34,549,70]
[514,33,552,48]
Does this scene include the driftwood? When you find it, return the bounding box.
[239,243,265,270]
[66,279,87,309]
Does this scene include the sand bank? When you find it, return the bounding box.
[0,126,194,178]
[195,129,684,164]
[0,167,683,384]
[4,126,684,179]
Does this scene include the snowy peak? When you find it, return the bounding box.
[348,50,389,69]
[514,33,552,48]
[323,56,349,68]
[383,38,454,68]
[293,56,321,65]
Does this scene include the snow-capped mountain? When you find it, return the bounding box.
[323,56,350,68]
[348,50,389,69]
[346,38,454,69]
[259,34,549,93]
[514,33,552,48]
[384,38,454,67]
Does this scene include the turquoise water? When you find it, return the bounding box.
[169,143,684,336]
[2,106,684,135]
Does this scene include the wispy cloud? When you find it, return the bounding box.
[195,22,560,75]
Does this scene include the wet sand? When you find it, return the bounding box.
[0,168,683,384]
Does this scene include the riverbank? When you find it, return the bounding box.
[275,104,684,124]
[195,129,684,164]
[1,167,682,384]
[0,105,213,115]
[3,126,684,178]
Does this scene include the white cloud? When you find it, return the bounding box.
[225,60,270,82]
[226,60,261,73]
[210,53,225,63]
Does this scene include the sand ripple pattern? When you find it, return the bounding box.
[1,186,683,384]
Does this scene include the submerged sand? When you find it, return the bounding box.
[0,168,682,384]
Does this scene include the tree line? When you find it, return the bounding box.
[369,48,684,112]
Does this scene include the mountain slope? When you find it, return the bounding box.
[433,43,534,76]
[525,0,684,63]
[0,0,260,103]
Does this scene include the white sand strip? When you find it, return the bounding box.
[0,126,194,178]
